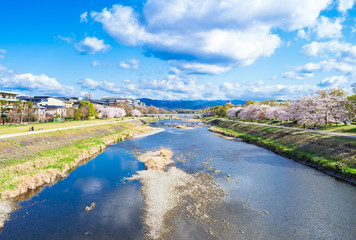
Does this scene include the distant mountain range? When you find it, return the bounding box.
[138,98,245,110]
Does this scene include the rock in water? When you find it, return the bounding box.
[85,203,95,212]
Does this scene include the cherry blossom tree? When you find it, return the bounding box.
[131,109,141,117]
[238,103,269,120]
[226,107,243,117]
[265,105,289,121]
[286,89,350,125]
[94,104,126,118]
[203,110,214,116]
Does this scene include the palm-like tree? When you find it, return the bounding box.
[0,100,9,125]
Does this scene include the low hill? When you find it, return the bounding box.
[138,98,245,110]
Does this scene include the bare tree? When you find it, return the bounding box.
[83,92,94,100]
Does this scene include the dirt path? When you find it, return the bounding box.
[218,118,356,139]
[0,119,140,139]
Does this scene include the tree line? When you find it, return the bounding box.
[204,88,356,125]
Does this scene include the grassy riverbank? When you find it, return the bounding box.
[205,118,356,182]
[0,120,155,200]
[221,117,356,135]
[0,117,157,136]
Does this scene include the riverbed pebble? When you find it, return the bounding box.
[85,203,95,211]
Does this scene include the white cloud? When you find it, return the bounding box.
[57,35,72,43]
[119,59,139,69]
[338,0,355,13]
[91,0,330,74]
[340,45,356,61]
[91,61,114,67]
[75,36,111,54]
[314,17,343,39]
[297,29,308,40]
[220,82,319,100]
[79,75,320,100]
[92,61,101,67]
[168,61,231,75]
[282,71,314,80]
[317,75,348,87]
[0,64,74,96]
[302,40,350,56]
[80,12,88,23]
[282,59,355,80]
[0,48,6,60]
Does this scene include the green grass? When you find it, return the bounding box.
[0,121,153,198]
[0,117,155,135]
[221,117,356,135]
[318,124,356,134]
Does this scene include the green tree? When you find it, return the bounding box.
[74,108,83,120]
[78,101,97,120]
[0,100,8,125]
[147,105,159,114]
[11,100,24,124]
[66,107,76,119]
[346,95,356,120]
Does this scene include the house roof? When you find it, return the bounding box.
[0,98,18,102]
[33,96,71,103]
[0,90,19,95]
[44,105,67,109]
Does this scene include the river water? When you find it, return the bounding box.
[1,119,356,239]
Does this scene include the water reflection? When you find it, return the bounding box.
[74,177,108,195]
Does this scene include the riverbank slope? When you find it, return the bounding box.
[0,119,156,200]
[206,118,356,183]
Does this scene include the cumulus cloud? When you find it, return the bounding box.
[283,59,355,80]
[314,17,343,39]
[0,49,6,60]
[90,0,330,74]
[302,40,350,56]
[78,74,320,100]
[338,0,355,13]
[317,75,348,87]
[75,36,111,54]
[220,81,319,100]
[0,64,74,96]
[120,59,139,69]
[80,12,88,23]
[169,61,231,75]
[297,29,309,40]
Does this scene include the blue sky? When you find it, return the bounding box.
[0,0,356,100]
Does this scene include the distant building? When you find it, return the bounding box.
[33,105,46,121]
[57,96,82,108]
[32,96,73,108]
[18,96,73,118]
[101,96,145,108]
[0,90,18,101]
[0,90,19,124]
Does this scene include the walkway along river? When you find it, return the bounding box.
[0,119,355,239]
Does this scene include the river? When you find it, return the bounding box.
[0,119,355,239]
